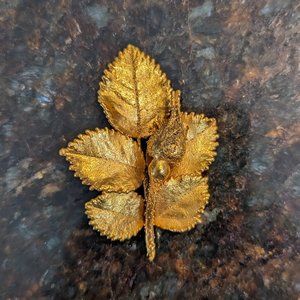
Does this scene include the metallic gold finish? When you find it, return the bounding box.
[171,113,219,178]
[144,178,160,261]
[99,44,172,138]
[154,176,209,232]
[147,90,186,164]
[59,128,145,192]
[149,159,171,181]
[85,192,144,240]
[59,44,219,261]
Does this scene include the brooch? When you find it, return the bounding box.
[60,45,218,261]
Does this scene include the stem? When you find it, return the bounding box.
[145,193,156,261]
[144,176,156,261]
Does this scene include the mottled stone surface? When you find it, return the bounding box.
[1,0,299,299]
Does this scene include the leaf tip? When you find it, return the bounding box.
[125,43,140,52]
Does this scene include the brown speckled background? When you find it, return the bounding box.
[1,0,299,299]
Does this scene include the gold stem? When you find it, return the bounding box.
[145,194,156,261]
[144,176,156,261]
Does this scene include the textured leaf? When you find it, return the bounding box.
[85,192,144,241]
[154,175,209,232]
[147,90,186,164]
[171,113,218,177]
[59,128,145,192]
[99,44,172,138]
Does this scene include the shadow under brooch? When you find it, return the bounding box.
[59,45,218,261]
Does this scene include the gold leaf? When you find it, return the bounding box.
[154,175,209,232]
[85,192,144,241]
[171,113,218,178]
[59,128,145,192]
[99,44,172,138]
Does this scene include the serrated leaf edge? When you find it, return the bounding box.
[85,192,144,241]
[59,127,145,193]
[98,44,172,138]
[155,175,210,232]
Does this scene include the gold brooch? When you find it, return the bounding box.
[59,45,218,261]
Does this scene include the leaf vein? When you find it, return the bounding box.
[130,48,141,135]
[65,151,140,169]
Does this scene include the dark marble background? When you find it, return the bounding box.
[1,0,299,299]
